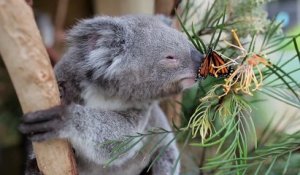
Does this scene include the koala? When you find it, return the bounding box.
[19,15,203,175]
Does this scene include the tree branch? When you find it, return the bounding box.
[0,0,77,174]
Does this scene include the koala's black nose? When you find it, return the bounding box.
[191,49,204,72]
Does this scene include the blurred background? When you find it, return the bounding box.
[0,0,299,174]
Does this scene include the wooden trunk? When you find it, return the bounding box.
[0,0,77,174]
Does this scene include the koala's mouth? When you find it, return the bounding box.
[178,74,197,90]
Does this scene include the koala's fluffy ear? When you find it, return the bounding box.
[67,16,129,52]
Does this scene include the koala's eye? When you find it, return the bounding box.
[166,55,175,59]
[160,55,179,67]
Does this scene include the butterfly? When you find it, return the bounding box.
[197,48,232,79]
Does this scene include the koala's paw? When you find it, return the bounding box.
[19,105,66,142]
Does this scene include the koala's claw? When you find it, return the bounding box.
[26,130,58,142]
[21,105,64,123]
[19,105,65,142]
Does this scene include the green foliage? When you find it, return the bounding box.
[102,1,300,174]
[178,0,300,174]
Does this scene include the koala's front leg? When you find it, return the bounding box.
[20,103,151,167]
[19,105,66,141]
[151,142,180,175]
[19,104,148,142]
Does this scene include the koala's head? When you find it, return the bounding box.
[66,15,203,102]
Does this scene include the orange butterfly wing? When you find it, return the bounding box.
[198,54,211,78]
[197,49,232,79]
[211,51,229,76]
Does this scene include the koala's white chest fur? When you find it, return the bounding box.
[81,82,130,110]
[68,83,157,175]
[81,82,151,111]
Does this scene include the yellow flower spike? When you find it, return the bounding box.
[220,60,266,97]
[247,54,271,66]
[186,29,273,139]
[186,101,213,140]
[216,31,272,97]
[231,29,243,49]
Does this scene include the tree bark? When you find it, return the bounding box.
[93,0,154,16]
[0,0,77,174]
[155,0,174,16]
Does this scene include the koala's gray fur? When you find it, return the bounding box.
[20,15,203,175]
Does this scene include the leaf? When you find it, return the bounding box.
[265,156,277,175]
[213,9,226,50]
[148,133,169,157]
[181,0,192,25]
[264,67,300,86]
[256,114,275,146]
[282,151,292,175]
[202,0,218,29]
[104,137,144,166]
[171,131,191,175]
[248,33,257,53]
[254,162,263,175]
[147,136,178,172]
[182,1,205,25]
[176,11,199,51]
[191,23,204,53]
[265,65,300,102]
[293,37,300,65]
[260,87,300,109]
[266,37,298,55]
[260,18,277,50]
[265,33,300,50]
